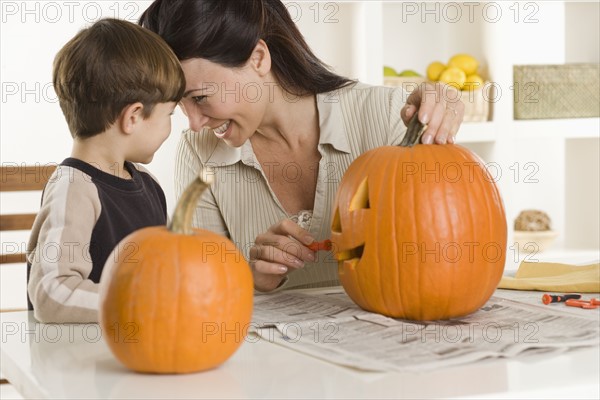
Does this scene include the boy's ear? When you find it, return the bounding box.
[119,102,145,134]
[249,39,271,77]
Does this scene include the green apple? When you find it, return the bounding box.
[383,66,398,77]
[398,69,422,77]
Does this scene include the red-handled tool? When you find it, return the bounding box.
[307,239,332,252]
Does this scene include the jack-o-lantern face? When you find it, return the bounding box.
[331,177,371,264]
[331,129,507,321]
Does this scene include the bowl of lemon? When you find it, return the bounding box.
[383,65,426,93]
[426,54,490,122]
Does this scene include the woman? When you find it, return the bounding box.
[139,0,465,292]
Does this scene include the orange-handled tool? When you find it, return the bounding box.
[542,293,581,305]
[565,299,599,309]
[307,239,332,252]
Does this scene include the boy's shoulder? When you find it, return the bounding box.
[36,163,103,228]
[47,162,94,189]
[43,162,100,202]
[128,162,161,186]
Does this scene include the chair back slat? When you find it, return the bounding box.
[0,253,27,264]
[0,213,37,231]
[0,165,57,192]
[1,165,55,268]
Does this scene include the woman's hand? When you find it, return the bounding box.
[402,82,465,145]
[249,219,316,292]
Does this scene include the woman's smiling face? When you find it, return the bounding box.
[179,57,270,148]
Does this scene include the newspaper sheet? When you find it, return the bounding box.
[251,287,600,372]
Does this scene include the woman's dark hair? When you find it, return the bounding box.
[139,0,355,96]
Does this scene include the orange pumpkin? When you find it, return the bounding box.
[331,116,507,321]
[99,172,253,374]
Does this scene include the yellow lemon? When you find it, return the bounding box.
[438,67,467,90]
[463,74,485,91]
[384,66,398,77]
[448,54,479,76]
[426,61,446,81]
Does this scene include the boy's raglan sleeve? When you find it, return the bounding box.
[27,167,102,323]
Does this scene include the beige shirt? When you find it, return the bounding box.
[174,82,407,290]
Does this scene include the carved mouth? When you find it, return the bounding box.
[336,244,364,261]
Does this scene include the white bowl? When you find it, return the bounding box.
[513,230,559,253]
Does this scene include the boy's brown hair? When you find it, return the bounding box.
[53,18,186,138]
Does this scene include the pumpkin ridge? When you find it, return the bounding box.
[392,146,405,316]
[436,145,452,319]
[477,147,505,307]
[447,145,469,316]
[448,147,473,316]
[150,244,162,369]
[468,147,492,312]
[462,147,481,315]
[387,149,402,316]
[375,149,390,314]
[472,148,492,313]
[354,151,376,307]
[376,148,390,315]
[130,248,144,368]
[466,146,504,314]
[355,150,374,312]
[172,238,181,371]
[408,146,420,320]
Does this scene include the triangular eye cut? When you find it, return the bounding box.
[349,178,370,211]
[332,207,342,233]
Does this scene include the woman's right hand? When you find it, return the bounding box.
[249,219,317,292]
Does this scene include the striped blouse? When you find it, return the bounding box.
[174,82,407,290]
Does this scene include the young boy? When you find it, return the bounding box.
[27,18,185,323]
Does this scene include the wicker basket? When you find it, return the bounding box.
[383,77,491,122]
[458,82,492,122]
[513,64,600,119]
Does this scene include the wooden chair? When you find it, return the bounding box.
[0,164,56,385]
[0,164,57,300]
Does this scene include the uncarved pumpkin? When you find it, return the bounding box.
[99,172,253,374]
[331,116,507,321]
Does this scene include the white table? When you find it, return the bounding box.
[1,290,599,400]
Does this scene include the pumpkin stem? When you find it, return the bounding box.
[169,169,214,235]
[399,114,428,147]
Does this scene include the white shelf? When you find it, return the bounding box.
[456,122,496,143]
[457,118,599,142]
[512,118,600,139]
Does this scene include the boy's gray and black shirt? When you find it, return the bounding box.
[27,158,167,323]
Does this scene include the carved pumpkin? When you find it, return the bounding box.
[331,116,507,321]
[99,172,253,374]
